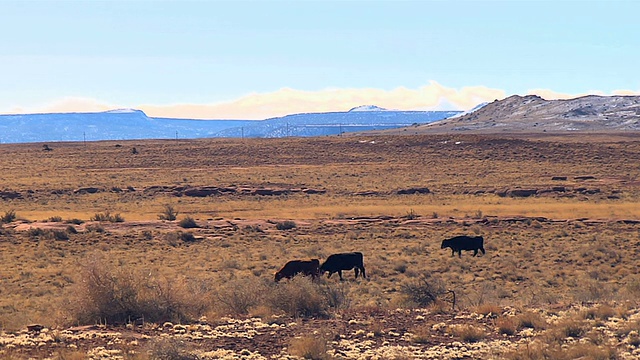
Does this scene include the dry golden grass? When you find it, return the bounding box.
[288,335,332,360]
[1,134,640,335]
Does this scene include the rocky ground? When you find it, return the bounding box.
[3,304,640,359]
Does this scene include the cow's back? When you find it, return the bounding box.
[324,252,363,268]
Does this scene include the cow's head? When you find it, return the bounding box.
[274,271,284,282]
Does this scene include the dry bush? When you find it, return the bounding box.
[214,277,266,316]
[28,227,46,238]
[447,324,486,342]
[65,254,211,325]
[582,304,617,320]
[502,341,617,360]
[549,343,618,360]
[545,318,588,344]
[51,349,88,360]
[178,216,198,228]
[473,303,502,316]
[573,279,614,303]
[268,276,336,318]
[366,319,385,337]
[90,211,124,222]
[146,337,198,360]
[1,209,16,223]
[399,274,448,308]
[65,218,84,225]
[411,324,432,344]
[27,227,70,241]
[499,342,553,360]
[427,299,453,315]
[158,204,179,221]
[85,223,105,233]
[288,335,331,360]
[615,319,640,337]
[47,216,63,222]
[516,310,547,330]
[165,231,197,245]
[276,220,297,230]
[496,316,518,336]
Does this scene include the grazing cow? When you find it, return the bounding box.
[274,259,320,282]
[441,235,486,257]
[320,252,366,280]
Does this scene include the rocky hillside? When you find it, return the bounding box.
[372,95,640,134]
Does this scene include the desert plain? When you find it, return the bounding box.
[1,133,640,359]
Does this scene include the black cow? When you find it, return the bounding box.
[320,252,366,280]
[441,235,486,257]
[274,259,320,282]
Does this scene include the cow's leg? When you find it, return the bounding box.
[481,247,486,255]
[451,249,455,256]
[473,249,478,256]
[360,266,366,278]
[338,270,344,281]
[354,268,359,279]
[458,250,462,258]
[327,272,333,278]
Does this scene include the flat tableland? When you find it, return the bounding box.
[1,133,640,359]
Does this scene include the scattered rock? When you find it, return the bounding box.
[396,187,431,195]
[0,190,22,200]
[551,176,567,181]
[183,187,223,197]
[575,175,596,181]
[352,191,381,196]
[74,187,101,194]
[507,189,538,197]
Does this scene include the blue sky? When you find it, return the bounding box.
[1,0,638,119]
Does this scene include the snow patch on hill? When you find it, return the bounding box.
[348,105,388,112]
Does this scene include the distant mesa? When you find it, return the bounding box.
[103,108,146,115]
[348,105,388,112]
[0,105,458,143]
